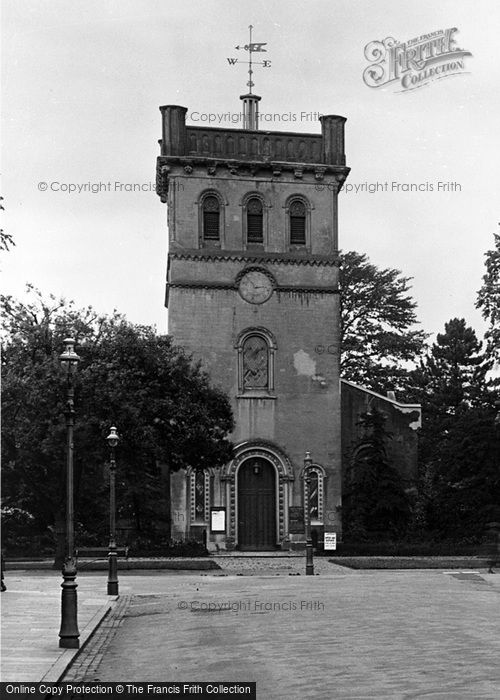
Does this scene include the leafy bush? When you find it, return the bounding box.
[1,507,54,556]
[126,536,208,557]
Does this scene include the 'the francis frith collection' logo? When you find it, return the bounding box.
[363,28,472,91]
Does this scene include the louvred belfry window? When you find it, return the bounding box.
[247,198,264,244]
[242,335,268,389]
[290,200,306,245]
[203,196,220,240]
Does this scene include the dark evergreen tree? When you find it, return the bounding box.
[409,318,498,539]
[411,318,491,414]
[431,406,500,537]
[340,251,427,396]
[476,229,500,367]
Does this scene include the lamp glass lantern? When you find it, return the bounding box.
[59,338,80,372]
[106,426,119,448]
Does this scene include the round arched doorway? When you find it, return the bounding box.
[237,457,277,550]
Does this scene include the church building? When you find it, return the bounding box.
[155,88,420,551]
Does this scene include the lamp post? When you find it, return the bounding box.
[58,338,80,649]
[304,451,314,576]
[106,426,119,595]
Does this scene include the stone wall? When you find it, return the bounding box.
[340,380,421,487]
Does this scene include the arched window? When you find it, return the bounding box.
[243,334,268,389]
[246,197,263,244]
[202,195,220,241]
[307,471,319,520]
[303,465,325,524]
[189,469,210,523]
[289,200,306,245]
[236,327,276,395]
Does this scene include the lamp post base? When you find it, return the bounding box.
[60,636,80,649]
[108,548,119,596]
[107,581,119,596]
[305,543,314,576]
[59,558,80,648]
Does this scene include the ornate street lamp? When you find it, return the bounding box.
[303,451,314,576]
[58,338,80,648]
[106,426,120,595]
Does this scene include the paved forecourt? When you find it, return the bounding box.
[0,555,325,683]
[0,570,114,683]
[62,566,500,699]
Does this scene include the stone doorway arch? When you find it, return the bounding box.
[222,441,294,548]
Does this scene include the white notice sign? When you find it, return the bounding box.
[324,532,337,550]
[210,508,226,533]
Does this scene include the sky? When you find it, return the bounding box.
[2,0,499,343]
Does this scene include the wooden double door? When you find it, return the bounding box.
[238,457,277,550]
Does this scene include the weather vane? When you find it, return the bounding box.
[227,25,271,94]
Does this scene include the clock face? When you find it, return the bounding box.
[238,270,273,304]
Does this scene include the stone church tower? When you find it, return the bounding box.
[156,94,350,550]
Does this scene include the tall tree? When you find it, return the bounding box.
[411,318,492,415]
[409,318,498,538]
[1,288,234,552]
[429,406,500,537]
[340,251,427,396]
[476,229,500,366]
